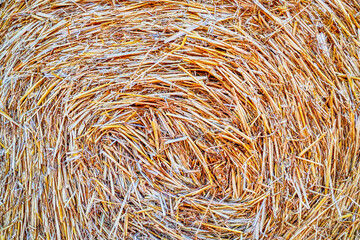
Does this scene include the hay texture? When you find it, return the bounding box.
[1,0,360,239]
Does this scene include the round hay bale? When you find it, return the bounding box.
[1,0,359,239]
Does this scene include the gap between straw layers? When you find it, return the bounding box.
[0,0,360,239]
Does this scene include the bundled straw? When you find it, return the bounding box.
[1,0,360,239]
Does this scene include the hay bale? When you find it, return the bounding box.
[0,0,359,239]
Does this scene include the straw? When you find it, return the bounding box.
[0,0,359,239]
